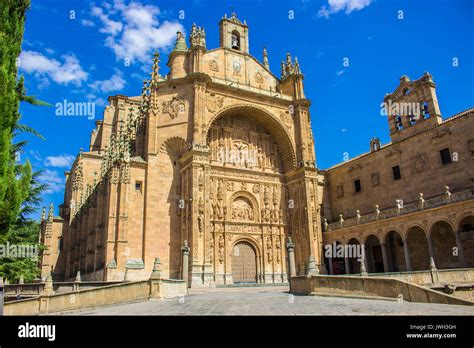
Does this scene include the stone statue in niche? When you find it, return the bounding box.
[257,148,264,168]
[217,140,225,164]
[275,237,281,264]
[218,235,225,263]
[266,237,273,263]
[197,197,204,233]
[262,205,271,223]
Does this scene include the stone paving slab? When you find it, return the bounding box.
[63,286,474,316]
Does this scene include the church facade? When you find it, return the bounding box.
[39,13,474,287]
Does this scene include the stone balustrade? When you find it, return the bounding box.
[325,188,474,232]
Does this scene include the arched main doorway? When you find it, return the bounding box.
[232,241,257,283]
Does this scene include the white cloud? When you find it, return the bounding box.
[90,68,126,93]
[336,70,345,76]
[19,50,88,86]
[44,154,76,168]
[318,0,373,18]
[81,19,96,27]
[89,0,184,63]
[38,169,65,194]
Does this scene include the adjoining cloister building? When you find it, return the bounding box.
[39,13,474,287]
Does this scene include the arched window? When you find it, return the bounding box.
[395,115,403,130]
[422,101,430,119]
[231,30,240,50]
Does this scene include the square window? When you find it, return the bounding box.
[354,179,361,193]
[440,148,452,165]
[135,181,142,191]
[392,165,401,180]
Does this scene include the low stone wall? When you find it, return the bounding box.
[3,278,187,315]
[290,275,474,306]
[4,281,125,300]
[366,268,474,285]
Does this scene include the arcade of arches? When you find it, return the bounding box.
[324,215,474,275]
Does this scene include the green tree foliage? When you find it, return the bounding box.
[0,0,32,233]
[0,1,49,283]
[0,220,43,283]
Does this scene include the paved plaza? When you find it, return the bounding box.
[66,286,474,316]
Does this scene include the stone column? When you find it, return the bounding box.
[344,257,350,274]
[286,237,296,278]
[181,240,190,284]
[402,238,412,272]
[454,230,467,267]
[426,234,436,262]
[328,257,334,275]
[380,243,389,273]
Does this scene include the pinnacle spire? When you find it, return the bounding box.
[151,52,161,83]
[173,31,188,52]
[47,203,54,222]
[263,47,269,70]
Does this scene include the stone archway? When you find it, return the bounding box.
[384,230,406,272]
[458,215,474,267]
[231,241,258,283]
[365,235,384,273]
[347,238,361,274]
[406,226,430,270]
[430,221,461,269]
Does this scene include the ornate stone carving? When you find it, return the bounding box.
[412,153,428,174]
[255,72,263,83]
[266,236,273,263]
[218,234,225,263]
[206,94,224,113]
[232,59,242,75]
[275,236,281,264]
[371,173,380,187]
[231,197,254,221]
[162,97,185,119]
[209,59,219,72]
[252,184,260,194]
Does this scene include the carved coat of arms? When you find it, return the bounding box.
[206,94,224,113]
[412,153,427,173]
[162,97,185,119]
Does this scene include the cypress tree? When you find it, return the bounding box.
[0,0,32,233]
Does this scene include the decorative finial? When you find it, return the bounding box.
[294,56,301,75]
[40,207,46,221]
[48,203,54,222]
[263,46,269,69]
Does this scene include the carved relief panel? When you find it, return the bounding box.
[208,116,282,173]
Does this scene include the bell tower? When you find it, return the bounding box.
[219,11,249,53]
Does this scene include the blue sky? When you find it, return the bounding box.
[17,0,473,219]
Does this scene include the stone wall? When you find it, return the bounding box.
[290,275,473,306]
[4,278,187,315]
